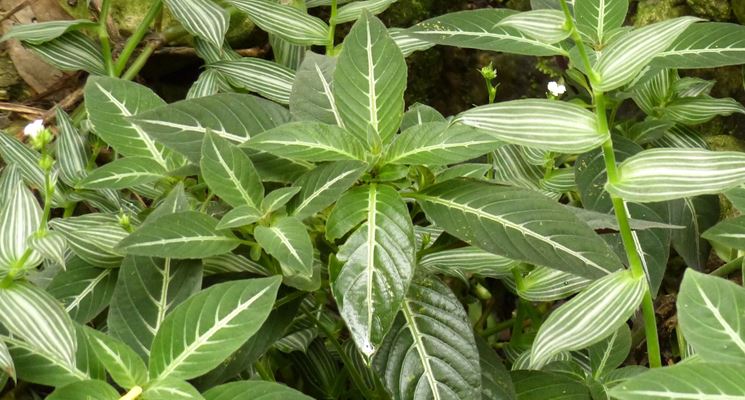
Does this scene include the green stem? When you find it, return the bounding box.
[559,0,598,84]
[97,0,115,76]
[326,0,337,55]
[596,91,662,369]
[479,317,516,338]
[114,0,163,76]
[121,43,156,80]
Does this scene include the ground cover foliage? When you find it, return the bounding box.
[1,0,745,398]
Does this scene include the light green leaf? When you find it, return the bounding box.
[497,9,570,44]
[373,275,481,400]
[653,23,745,69]
[605,149,745,202]
[28,31,106,74]
[388,28,435,57]
[142,378,205,400]
[608,363,745,400]
[255,216,313,278]
[187,69,223,99]
[210,58,295,104]
[131,93,288,163]
[1,19,97,44]
[575,0,628,45]
[420,247,518,281]
[78,157,166,189]
[530,269,645,368]
[149,276,281,380]
[55,108,88,186]
[335,0,398,24]
[216,205,263,229]
[0,181,41,270]
[0,134,45,192]
[27,231,67,273]
[416,179,623,279]
[408,9,568,56]
[0,340,13,380]
[455,99,605,153]
[85,77,170,167]
[588,324,631,378]
[677,269,745,364]
[84,327,147,388]
[0,282,77,371]
[226,0,329,45]
[244,121,367,162]
[201,131,264,208]
[117,211,241,258]
[262,187,302,213]
[270,34,306,70]
[50,214,127,267]
[511,266,591,302]
[384,122,502,165]
[47,256,117,323]
[668,196,719,270]
[703,215,745,250]
[107,256,202,359]
[334,12,406,144]
[331,184,415,356]
[164,0,229,48]
[47,380,119,400]
[289,160,367,219]
[400,103,445,131]
[511,370,591,400]
[204,381,313,400]
[593,17,700,91]
[289,52,342,126]
[661,96,745,125]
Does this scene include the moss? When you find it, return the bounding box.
[735,0,745,23]
[706,135,745,152]
[686,0,731,20]
[634,0,691,26]
[382,0,436,27]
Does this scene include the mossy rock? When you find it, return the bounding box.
[634,0,691,26]
[706,134,745,152]
[686,0,731,21]
[734,0,745,23]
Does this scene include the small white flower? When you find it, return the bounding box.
[23,119,45,138]
[547,81,566,96]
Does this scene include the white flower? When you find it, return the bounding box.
[547,81,566,96]
[23,119,45,138]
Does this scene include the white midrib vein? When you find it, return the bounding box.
[126,236,234,249]
[155,258,172,335]
[695,282,745,355]
[86,171,162,185]
[365,19,379,135]
[255,139,358,160]
[135,119,247,143]
[314,63,345,128]
[270,227,305,268]
[365,185,377,343]
[92,336,130,377]
[421,195,611,274]
[294,169,358,215]
[156,285,272,380]
[94,83,168,168]
[389,139,496,163]
[402,298,441,400]
[210,138,257,208]
[65,269,111,312]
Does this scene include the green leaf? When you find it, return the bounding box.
[142,378,205,400]
[0,181,41,270]
[530,269,645,368]
[0,340,13,380]
[593,17,700,91]
[455,99,605,153]
[55,108,88,186]
[608,363,745,399]
[511,370,591,400]
[511,267,591,302]
[164,0,229,48]
[289,160,367,219]
[130,93,290,163]
[334,12,406,144]
[0,133,45,192]
[661,96,745,125]
[497,10,570,44]
[244,121,368,162]
[389,28,435,57]
[408,9,568,56]
[255,216,314,278]
[30,32,106,75]
[668,196,719,270]
[477,337,516,400]
[677,269,745,364]
[262,187,302,213]
[210,58,295,104]
[420,247,518,281]
[335,0,398,24]
[47,380,119,400]
[1,19,97,44]
[0,282,77,371]
[400,103,445,131]
[217,205,263,229]
[289,52,343,126]
[108,256,202,359]
[373,275,481,400]
[703,215,745,250]
[226,0,329,45]
[331,184,415,356]
[270,34,306,70]
[587,324,631,378]
[201,131,264,208]
[575,0,628,45]
[203,381,313,400]
[416,179,623,279]
[187,69,223,99]
[148,276,281,380]
[50,214,127,267]
[605,149,745,202]
[84,327,147,388]
[85,77,170,167]
[383,122,502,165]
[653,23,745,69]
[47,256,117,323]
[117,211,240,258]
[78,157,166,189]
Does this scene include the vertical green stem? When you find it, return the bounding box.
[326,0,338,55]
[114,0,163,76]
[97,0,115,76]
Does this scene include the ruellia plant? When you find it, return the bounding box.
[1,0,745,398]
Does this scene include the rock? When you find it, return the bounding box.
[634,0,690,26]
[686,0,731,21]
